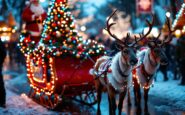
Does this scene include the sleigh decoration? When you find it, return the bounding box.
[18,0,105,109]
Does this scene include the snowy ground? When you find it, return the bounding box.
[149,72,185,113]
[1,56,185,115]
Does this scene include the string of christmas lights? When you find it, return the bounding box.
[132,68,154,90]
[18,0,106,97]
[172,3,185,29]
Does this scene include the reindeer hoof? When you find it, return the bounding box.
[144,111,150,115]
[136,106,141,115]
[97,110,101,115]
[144,109,150,115]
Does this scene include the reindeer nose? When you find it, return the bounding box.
[130,59,138,65]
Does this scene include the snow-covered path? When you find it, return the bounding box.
[149,80,185,114]
[1,56,185,115]
[0,57,59,115]
[0,89,58,115]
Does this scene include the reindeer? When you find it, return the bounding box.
[91,10,153,115]
[131,17,174,114]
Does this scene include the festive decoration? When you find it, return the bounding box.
[136,0,153,15]
[19,0,105,59]
[172,3,185,36]
[0,21,17,42]
[18,0,106,107]
[132,68,154,89]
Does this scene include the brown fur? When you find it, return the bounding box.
[93,56,127,115]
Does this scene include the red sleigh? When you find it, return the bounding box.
[26,54,100,109]
[19,0,105,109]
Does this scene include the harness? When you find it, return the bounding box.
[136,51,155,85]
[140,64,153,84]
[98,58,112,74]
[108,56,130,92]
[94,58,112,80]
[117,57,129,78]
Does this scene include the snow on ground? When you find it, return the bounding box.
[150,79,185,111]
[149,71,185,112]
[1,56,185,115]
[0,63,59,115]
[0,90,58,115]
[1,62,96,115]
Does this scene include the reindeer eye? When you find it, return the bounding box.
[123,49,129,54]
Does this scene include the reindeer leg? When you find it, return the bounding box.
[133,77,140,106]
[108,85,116,115]
[108,95,112,115]
[127,88,131,106]
[137,85,141,107]
[135,85,141,115]
[144,88,150,115]
[134,84,141,109]
[133,85,137,106]
[97,85,103,115]
[94,78,103,115]
[118,89,127,115]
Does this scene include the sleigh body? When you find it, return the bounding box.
[26,55,99,108]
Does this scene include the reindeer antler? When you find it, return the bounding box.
[105,10,154,48]
[161,16,175,46]
[148,16,174,47]
[131,15,154,47]
[105,10,130,47]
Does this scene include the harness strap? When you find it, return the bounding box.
[117,58,129,77]
[140,64,153,84]
[94,58,112,79]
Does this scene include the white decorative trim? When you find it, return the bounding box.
[38,23,43,31]
[30,31,41,37]
[30,4,44,16]
[107,52,132,92]
[137,48,159,87]
[32,15,35,21]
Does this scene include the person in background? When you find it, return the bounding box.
[22,0,47,44]
[158,39,169,81]
[0,39,7,108]
[176,35,185,85]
